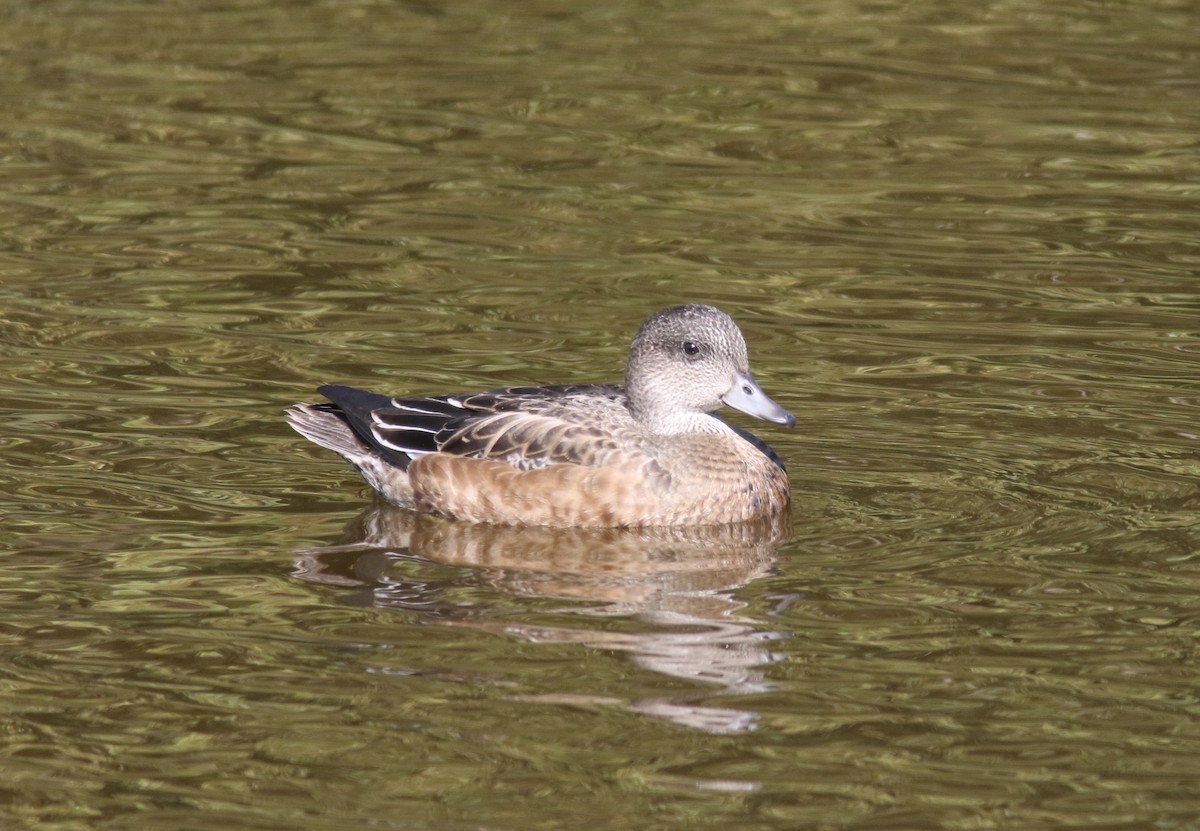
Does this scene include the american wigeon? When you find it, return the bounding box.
[286,304,793,527]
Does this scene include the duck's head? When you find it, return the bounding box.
[625,303,795,434]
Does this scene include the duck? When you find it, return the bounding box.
[285,303,793,527]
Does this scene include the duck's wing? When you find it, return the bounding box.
[317,383,629,471]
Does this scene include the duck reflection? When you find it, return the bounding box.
[293,502,791,734]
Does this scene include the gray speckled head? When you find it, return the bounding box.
[625,304,794,434]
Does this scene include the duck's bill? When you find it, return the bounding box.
[722,371,795,427]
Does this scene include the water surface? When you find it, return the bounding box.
[2,0,1199,828]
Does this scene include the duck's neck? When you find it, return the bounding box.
[629,397,729,436]
[625,367,728,435]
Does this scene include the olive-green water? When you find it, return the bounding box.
[3,1,1199,828]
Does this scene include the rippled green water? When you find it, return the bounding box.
[3,0,1199,828]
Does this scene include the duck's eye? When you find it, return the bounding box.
[682,341,701,357]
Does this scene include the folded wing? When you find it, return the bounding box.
[318,383,628,472]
